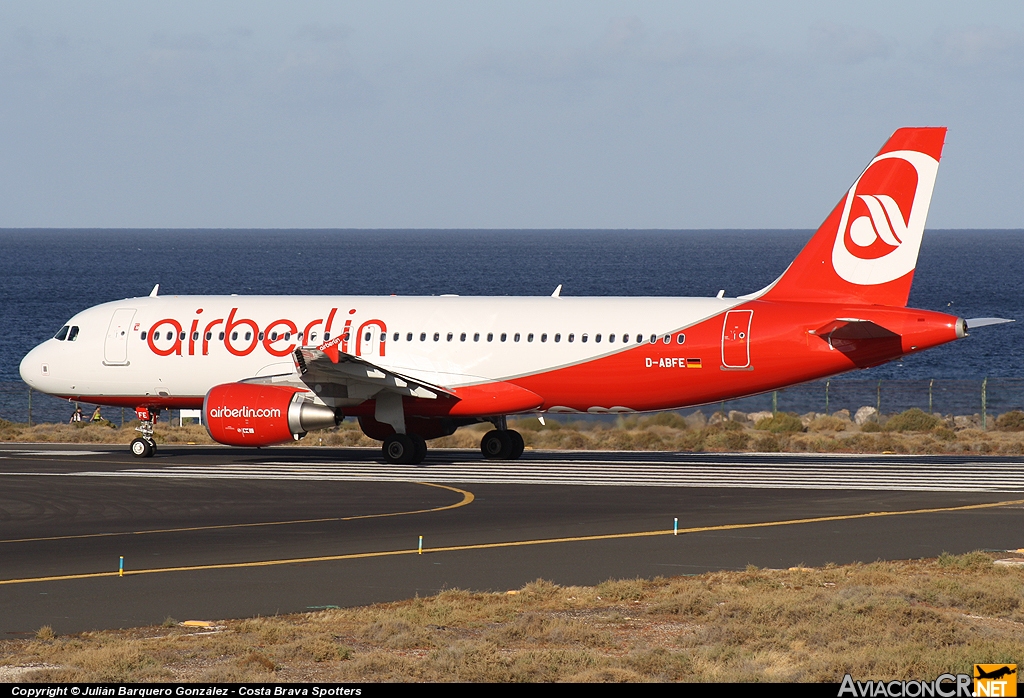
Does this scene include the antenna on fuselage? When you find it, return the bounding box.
[149,284,160,297]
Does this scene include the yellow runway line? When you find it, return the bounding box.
[2,497,1021,586]
[0,482,473,544]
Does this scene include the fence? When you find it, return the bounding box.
[2,378,1023,428]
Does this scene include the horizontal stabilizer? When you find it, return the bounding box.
[965,317,1014,329]
[811,318,898,341]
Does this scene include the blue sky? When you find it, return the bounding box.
[1,1,1022,228]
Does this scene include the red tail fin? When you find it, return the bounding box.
[759,127,946,307]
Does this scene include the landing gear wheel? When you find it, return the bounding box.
[383,433,416,464]
[410,434,428,464]
[130,438,154,458]
[507,430,525,460]
[481,430,513,460]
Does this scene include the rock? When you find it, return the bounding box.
[854,406,878,425]
[953,414,980,429]
[728,410,748,423]
[685,410,707,428]
[708,412,726,426]
[831,409,851,422]
[748,411,772,424]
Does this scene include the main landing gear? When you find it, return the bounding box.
[382,433,428,465]
[480,416,524,460]
[130,407,159,458]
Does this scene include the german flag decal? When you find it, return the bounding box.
[686,358,703,368]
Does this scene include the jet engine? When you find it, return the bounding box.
[204,383,338,447]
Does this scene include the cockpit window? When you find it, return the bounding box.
[68,326,80,342]
[54,326,69,341]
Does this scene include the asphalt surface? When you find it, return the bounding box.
[1,443,1022,635]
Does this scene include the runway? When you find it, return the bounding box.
[1,443,1022,635]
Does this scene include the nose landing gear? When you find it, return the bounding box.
[130,406,159,458]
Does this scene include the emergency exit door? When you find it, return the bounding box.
[721,309,753,369]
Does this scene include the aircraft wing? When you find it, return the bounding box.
[290,338,454,402]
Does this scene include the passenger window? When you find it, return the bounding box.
[622,333,629,343]
[380,333,385,342]
[68,326,80,341]
[527,333,534,342]
[179,332,186,341]
[244,332,252,341]
[407,333,413,341]
[54,326,69,341]
[205,332,212,341]
[420,332,426,341]
[365,332,372,342]
[568,333,574,342]
[677,333,685,344]
[554,333,561,342]
[474,333,480,342]
[220,332,226,340]
[582,333,588,343]
[261,332,267,341]
[447,332,453,341]
[663,335,671,344]
[393,333,399,341]
[636,334,643,343]
[487,333,493,342]
[650,334,657,344]
[595,334,601,343]
[501,333,507,342]
[609,334,615,343]
[285,333,291,341]
[434,332,440,341]
[460,332,467,341]
[324,332,331,340]
[514,333,520,342]
[540,333,547,342]
[192,332,199,341]
[166,332,174,340]
[140,331,147,340]
[343,333,350,341]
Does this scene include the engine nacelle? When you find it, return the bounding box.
[204,383,338,447]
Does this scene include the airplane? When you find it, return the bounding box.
[19,127,1009,464]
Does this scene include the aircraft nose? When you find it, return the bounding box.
[19,342,49,390]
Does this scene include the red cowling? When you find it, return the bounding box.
[204,383,306,447]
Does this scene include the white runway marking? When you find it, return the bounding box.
[62,458,1024,493]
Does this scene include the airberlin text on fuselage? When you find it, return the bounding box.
[208,406,282,419]
[144,307,387,359]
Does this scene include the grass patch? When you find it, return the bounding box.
[3,553,1022,683]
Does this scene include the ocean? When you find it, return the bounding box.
[1,229,1022,423]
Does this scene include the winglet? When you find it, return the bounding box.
[318,336,343,363]
[551,284,562,298]
[149,284,160,297]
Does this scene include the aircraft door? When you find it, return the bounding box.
[721,309,753,369]
[104,308,137,365]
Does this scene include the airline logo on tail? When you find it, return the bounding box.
[831,149,939,286]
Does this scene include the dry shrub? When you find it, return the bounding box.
[755,413,804,433]
[705,430,750,451]
[752,434,782,452]
[240,651,276,672]
[995,411,1024,431]
[932,426,956,441]
[860,421,883,432]
[35,626,55,641]
[884,409,941,433]
[808,416,847,432]
[641,412,689,429]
